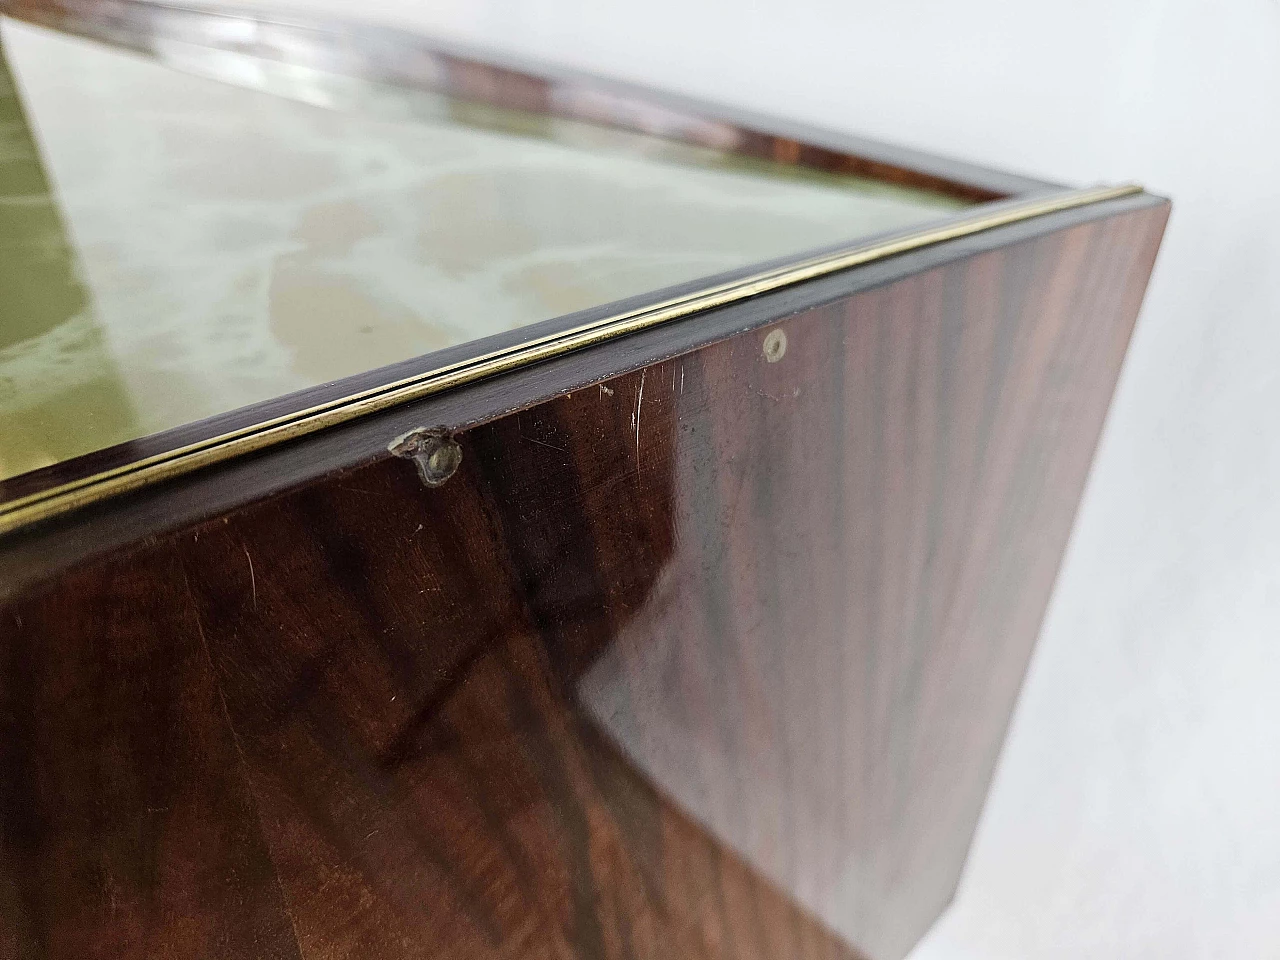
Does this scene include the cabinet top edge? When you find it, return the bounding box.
[0,183,1164,541]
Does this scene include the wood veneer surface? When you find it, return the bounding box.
[0,200,1168,959]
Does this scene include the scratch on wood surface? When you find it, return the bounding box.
[519,420,568,453]
[242,543,256,610]
[632,369,646,460]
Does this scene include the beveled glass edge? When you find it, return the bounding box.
[0,183,1144,537]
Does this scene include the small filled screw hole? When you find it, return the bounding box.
[763,328,788,363]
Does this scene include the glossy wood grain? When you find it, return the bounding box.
[0,200,1167,960]
[0,549,302,960]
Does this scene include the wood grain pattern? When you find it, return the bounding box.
[0,199,1168,960]
[0,549,302,960]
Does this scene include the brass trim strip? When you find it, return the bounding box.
[0,183,1143,537]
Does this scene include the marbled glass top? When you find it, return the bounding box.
[0,18,964,482]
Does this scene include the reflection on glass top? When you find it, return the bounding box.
[0,17,965,483]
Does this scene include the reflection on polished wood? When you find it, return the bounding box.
[1,199,1168,959]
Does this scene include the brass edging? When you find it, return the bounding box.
[0,183,1144,537]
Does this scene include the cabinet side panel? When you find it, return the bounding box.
[572,202,1167,957]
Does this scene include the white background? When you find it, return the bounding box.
[229,1,1280,955]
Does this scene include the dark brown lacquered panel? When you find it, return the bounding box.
[0,200,1168,960]
[0,549,302,960]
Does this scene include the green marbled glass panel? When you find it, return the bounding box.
[0,18,965,481]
